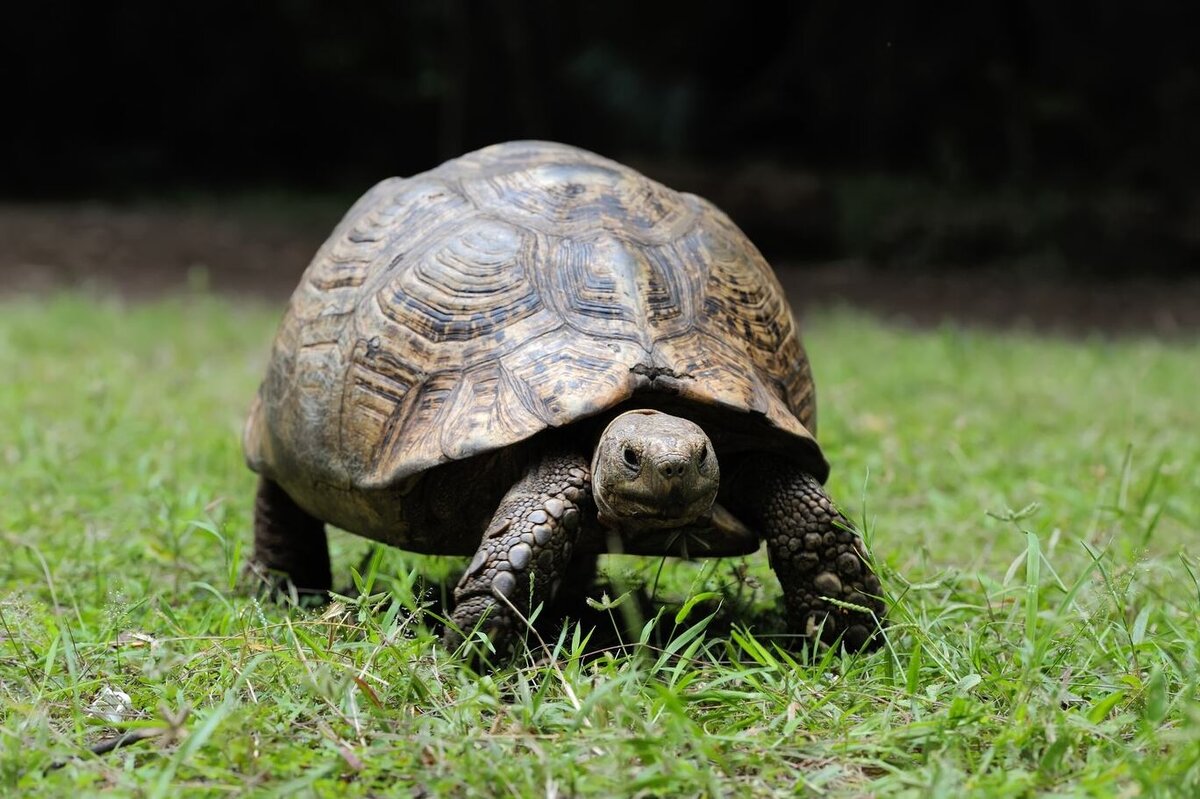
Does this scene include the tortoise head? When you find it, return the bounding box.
[591,410,719,531]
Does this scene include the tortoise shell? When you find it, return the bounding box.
[244,141,825,550]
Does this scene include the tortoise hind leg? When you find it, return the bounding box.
[730,457,886,652]
[444,451,591,654]
[248,477,332,598]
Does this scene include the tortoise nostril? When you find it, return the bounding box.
[656,457,688,480]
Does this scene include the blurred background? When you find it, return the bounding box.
[4,0,1198,331]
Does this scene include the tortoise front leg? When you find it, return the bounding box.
[445,452,591,654]
[731,457,886,652]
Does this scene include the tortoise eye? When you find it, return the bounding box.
[623,446,640,468]
[697,444,708,464]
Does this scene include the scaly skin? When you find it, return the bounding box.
[444,451,591,652]
[732,456,886,651]
[248,477,332,597]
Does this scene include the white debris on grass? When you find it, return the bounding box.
[87,685,134,723]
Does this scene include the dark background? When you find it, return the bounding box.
[4,1,1198,324]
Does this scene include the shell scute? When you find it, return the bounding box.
[244,141,823,530]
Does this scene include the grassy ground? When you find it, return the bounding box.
[1,293,1198,797]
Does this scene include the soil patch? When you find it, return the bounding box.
[3,203,1198,336]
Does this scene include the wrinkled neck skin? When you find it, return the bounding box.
[590,409,720,531]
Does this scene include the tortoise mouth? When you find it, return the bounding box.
[614,526,758,558]
[599,488,715,530]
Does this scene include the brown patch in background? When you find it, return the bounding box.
[3,203,1198,337]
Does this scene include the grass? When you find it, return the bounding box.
[1,292,1198,797]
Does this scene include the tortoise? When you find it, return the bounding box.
[243,141,886,653]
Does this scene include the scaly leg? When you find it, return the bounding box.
[732,457,886,651]
[247,477,331,598]
[445,452,591,653]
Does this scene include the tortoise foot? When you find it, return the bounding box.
[245,477,331,604]
[736,460,887,652]
[444,451,590,656]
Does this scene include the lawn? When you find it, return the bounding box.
[2,292,1198,797]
